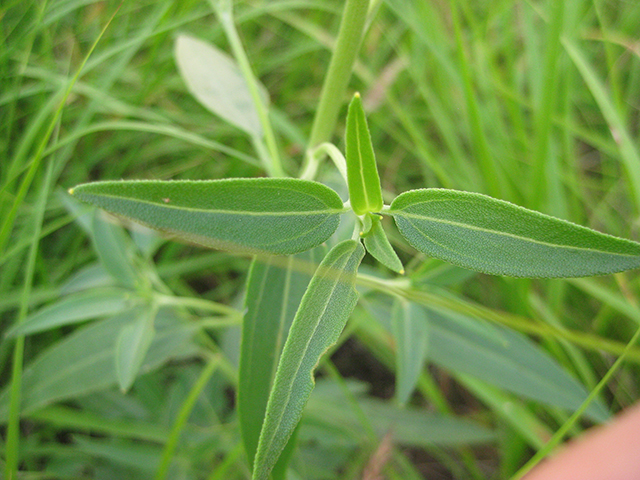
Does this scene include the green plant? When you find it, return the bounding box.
[4,0,640,479]
[66,75,640,480]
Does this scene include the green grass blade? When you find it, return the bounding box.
[71,178,345,255]
[390,188,640,277]
[513,322,640,479]
[252,239,365,480]
[239,248,324,466]
[563,37,640,210]
[448,0,502,198]
[345,92,383,215]
[154,356,220,480]
[0,3,121,257]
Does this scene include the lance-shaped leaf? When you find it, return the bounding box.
[70,178,344,256]
[239,248,324,470]
[252,240,365,480]
[363,214,404,274]
[345,93,383,215]
[174,34,266,137]
[390,188,640,278]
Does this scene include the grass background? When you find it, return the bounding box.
[2,0,640,478]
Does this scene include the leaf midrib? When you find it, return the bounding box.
[83,192,347,216]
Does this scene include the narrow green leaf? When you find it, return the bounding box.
[239,248,324,467]
[390,188,640,278]
[115,308,156,392]
[392,299,428,405]
[252,239,365,480]
[174,34,266,137]
[92,210,138,288]
[363,215,404,274]
[28,405,169,443]
[70,178,344,256]
[345,93,383,215]
[6,288,133,337]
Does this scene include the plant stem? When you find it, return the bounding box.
[155,293,241,317]
[300,142,348,182]
[5,157,55,480]
[306,0,370,153]
[213,0,284,177]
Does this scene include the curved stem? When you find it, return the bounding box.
[301,142,348,182]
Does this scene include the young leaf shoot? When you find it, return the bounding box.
[345,92,384,215]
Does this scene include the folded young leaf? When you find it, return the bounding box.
[71,178,345,256]
[390,188,640,278]
[91,210,139,288]
[345,93,383,215]
[252,239,365,480]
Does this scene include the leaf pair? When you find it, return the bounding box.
[72,178,640,278]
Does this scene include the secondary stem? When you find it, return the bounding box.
[300,142,348,182]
